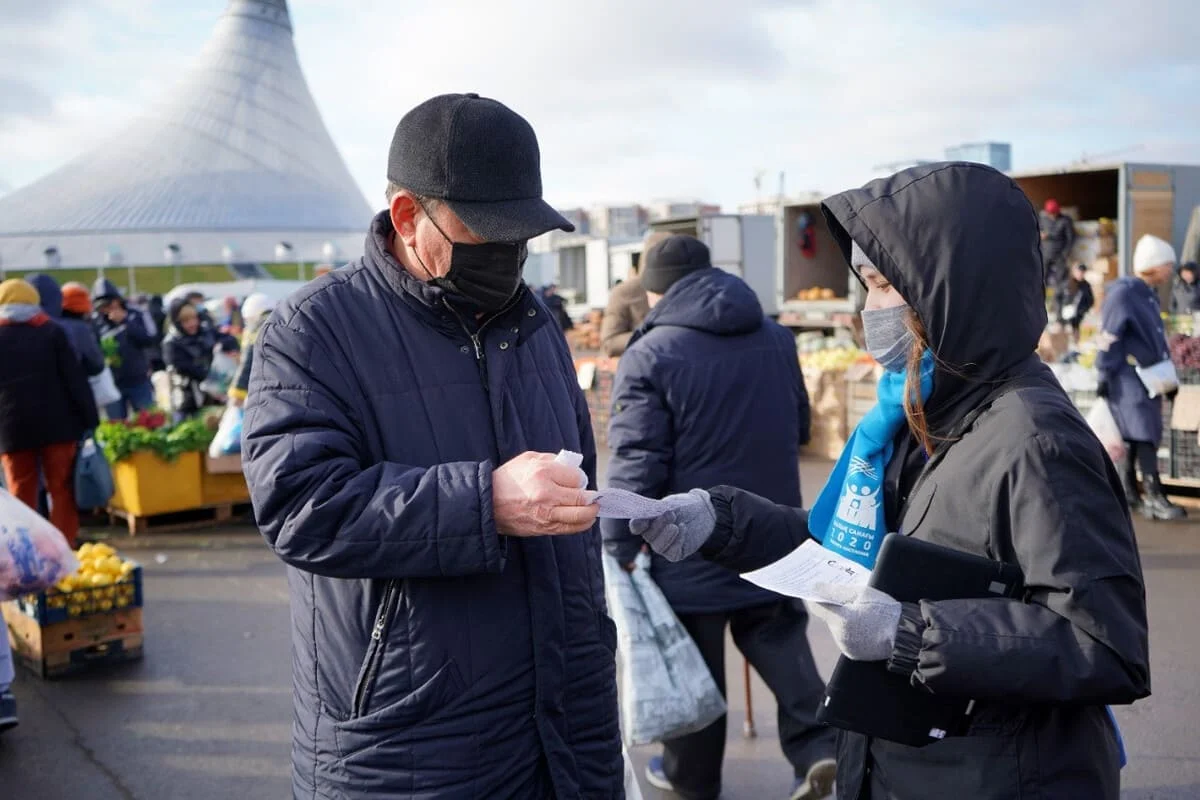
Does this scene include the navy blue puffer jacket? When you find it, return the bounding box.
[601,268,809,614]
[242,212,621,800]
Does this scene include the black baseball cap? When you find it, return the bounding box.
[387,93,575,242]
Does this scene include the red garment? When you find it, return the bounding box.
[1,442,80,548]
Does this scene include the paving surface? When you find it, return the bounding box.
[2,460,1199,799]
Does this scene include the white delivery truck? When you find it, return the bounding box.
[773,199,863,333]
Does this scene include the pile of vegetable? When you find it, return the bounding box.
[96,413,218,464]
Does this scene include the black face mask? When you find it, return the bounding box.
[413,205,527,314]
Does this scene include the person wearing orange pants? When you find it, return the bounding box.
[0,279,98,548]
[1,443,81,548]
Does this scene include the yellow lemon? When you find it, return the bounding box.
[66,604,82,618]
[56,577,75,593]
[91,543,116,558]
[98,599,114,612]
[98,556,124,575]
[89,573,113,588]
[77,543,94,558]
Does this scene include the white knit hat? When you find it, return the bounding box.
[1133,234,1176,274]
[850,239,874,270]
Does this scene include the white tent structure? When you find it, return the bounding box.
[0,0,372,271]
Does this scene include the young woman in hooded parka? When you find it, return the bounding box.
[628,163,1150,800]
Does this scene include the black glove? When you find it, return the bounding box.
[1096,380,1110,399]
[1166,387,1179,403]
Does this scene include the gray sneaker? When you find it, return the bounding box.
[0,689,17,734]
[789,758,836,800]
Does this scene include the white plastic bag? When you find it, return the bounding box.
[1086,401,1127,463]
[208,405,244,458]
[201,349,239,397]
[89,366,122,408]
[0,488,79,601]
[602,552,726,746]
[623,746,644,800]
[1136,359,1179,399]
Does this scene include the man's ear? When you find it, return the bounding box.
[390,192,420,248]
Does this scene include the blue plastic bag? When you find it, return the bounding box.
[209,406,243,458]
[74,437,114,510]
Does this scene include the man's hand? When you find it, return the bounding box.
[492,452,598,537]
[105,305,128,324]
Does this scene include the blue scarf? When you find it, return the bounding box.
[808,350,935,568]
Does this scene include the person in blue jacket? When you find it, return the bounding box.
[603,234,833,800]
[27,274,105,379]
[241,94,620,799]
[1097,234,1186,520]
[91,278,156,419]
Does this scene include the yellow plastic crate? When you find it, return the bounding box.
[110,451,203,516]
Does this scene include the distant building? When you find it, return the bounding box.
[646,200,721,221]
[557,208,590,236]
[945,142,1012,172]
[587,205,647,239]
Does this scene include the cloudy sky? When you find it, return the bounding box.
[1,0,1197,212]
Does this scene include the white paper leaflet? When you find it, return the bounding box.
[739,539,871,605]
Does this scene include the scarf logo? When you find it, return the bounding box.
[835,484,880,531]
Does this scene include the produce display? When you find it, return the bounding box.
[794,287,839,301]
[96,414,217,464]
[43,542,140,618]
[799,346,869,372]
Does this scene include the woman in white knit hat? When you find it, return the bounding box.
[1096,234,1186,520]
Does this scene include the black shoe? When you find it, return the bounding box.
[1141,477,1187,521]
[0,689,17,735]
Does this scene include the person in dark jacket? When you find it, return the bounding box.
[163,300,218,419]
[57,281,106,378]
[91,278,156,419]
[28,275,105,379]
[0,279,99,548]
[541,283,574,331]
[241,93,620,800]
[1040,198,1075,292]
[1098,234,1186,521]
[1170,261,1200,315]
[1055,263,1095,342]
[603,235,831,800]
[625,163,1149,800]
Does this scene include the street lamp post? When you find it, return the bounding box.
[165,243,182,288]
[275,241,294,280]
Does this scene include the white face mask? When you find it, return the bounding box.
[861,305,914,372]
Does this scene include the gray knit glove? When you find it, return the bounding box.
[808,583,903,662]
[628,489,716,562]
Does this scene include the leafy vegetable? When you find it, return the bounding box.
[96,416,217,464]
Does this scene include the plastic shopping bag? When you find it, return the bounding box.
[89,366,122,408]
[603,552,726,746]
[623,745,644,800]
[0,488,79,601]
[1136,358,1179,399]
[200,349,239,397]
[74,437,115,510]
[208,405,244,458]
[1086,401,1127,463]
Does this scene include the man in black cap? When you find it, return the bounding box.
[603,235,833,800]
[242,94,620,799]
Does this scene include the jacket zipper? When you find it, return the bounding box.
[351,579,400,718]
[443,292,524,393]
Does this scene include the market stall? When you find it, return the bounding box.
[96,410,251,534]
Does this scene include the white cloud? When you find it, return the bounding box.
[1,0,1197,212]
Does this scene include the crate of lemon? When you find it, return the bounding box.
[3,542,145,678]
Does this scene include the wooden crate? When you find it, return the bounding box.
[4,604,144,678]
